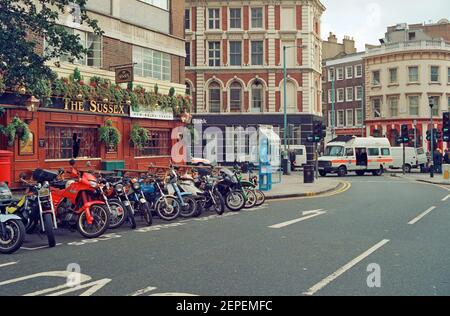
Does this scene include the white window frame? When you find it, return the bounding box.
[345,66,353,79]
[372,98,382,118]
[250,40,264,66]
[408,95,420,116]
[250,7,264,29]
[208,41,221,67]
[133,45,171,81]
[337,88,345,103]
[430,65,440,83]
[229,41,242,66]
[388,96,399,117]
[346,87,354,102]
[229,8,242,29]
[208,8,221,30]
[337,67,344,81]
[355,64,363,78]
[355,86,363,101]
[389,67,398,84]
[346,109,354,127]
[337,110,345,127]
[408,66,419,83]
[328,68,335,82]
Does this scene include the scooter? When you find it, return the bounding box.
[141,176,181,221]
[166,169,197,218]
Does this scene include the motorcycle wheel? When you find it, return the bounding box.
[179,196,197,218]
[42,213,56,248]
[77,205,110,239]
[0,219,26,254]
[156,196,180,221]
[211,191,225,215]
[254,189,266,207]
[244,189,257,209]
[225,191,245,212]
[142,203,153,226]
[107,199,127,229]
[126,204,137,229]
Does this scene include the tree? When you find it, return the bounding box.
[0,0,102,90]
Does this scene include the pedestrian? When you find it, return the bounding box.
[434,148,443,174]
[72,133,81,159]
[444,149,450,164]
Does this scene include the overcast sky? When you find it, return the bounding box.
[321,0,449,51]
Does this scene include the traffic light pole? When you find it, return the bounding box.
[315,142,319,179]
[430,100,434,178]
[403,142,406,175]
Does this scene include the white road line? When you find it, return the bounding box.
[128,286,157,296]
[21,243,63,251]
[0,262,18,268]
[269,210,325,229]
[408,206,437,225]
[442,194,450,202]
[303,239,390,296]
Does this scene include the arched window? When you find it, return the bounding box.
[209,82,221,113]
[251,81,264,113]
[230,82,242,113]
[281,81,296,112]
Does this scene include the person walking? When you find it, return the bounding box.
[434,148,443,174]
[444,149,450,164]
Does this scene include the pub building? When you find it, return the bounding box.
[0,91,187,188]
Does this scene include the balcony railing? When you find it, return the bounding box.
[366,40,450,56]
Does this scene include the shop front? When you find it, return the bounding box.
[0,94,185,187]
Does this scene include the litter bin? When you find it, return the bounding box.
[303,165,315,184]
[0,150,13,184]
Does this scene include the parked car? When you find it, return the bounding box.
[389,147,428,173]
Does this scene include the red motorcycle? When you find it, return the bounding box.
[40,166,111,239]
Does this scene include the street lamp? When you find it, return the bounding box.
[24,95,40,123]
[282,45,305,175]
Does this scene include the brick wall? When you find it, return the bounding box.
[102,37,133,72]
[170,0,185,38]
[171,56,185,84]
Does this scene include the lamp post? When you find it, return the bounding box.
[429,97,435,178]
[24,95,40,123]
[283,45,305,175]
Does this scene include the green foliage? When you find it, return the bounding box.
[169,87,175,97]
[0,1,103,92]
[0,116,31,147]
[0,76,5,95]
[130,124,149,149]
[99,119,121,148]
[30,79,53,107]
[73,68,82,82]
[154,84,159,95]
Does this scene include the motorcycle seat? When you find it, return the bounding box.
[51,181,67,189]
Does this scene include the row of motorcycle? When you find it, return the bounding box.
[0,164,265,254]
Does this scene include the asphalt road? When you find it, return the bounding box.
[1,175,449,296]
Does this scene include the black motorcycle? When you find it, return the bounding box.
[194,175,225,215]
[216,168,245,212]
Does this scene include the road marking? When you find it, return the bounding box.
[303,239,390,296]
[0,261,18,268]
[128,286,158,296]
[272,181,352,202]
[408,206,437,225]
[442,194,450,202]
[269,209,326,229]
[21,243,63,251]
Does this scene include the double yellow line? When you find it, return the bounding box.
[273,181,352,202]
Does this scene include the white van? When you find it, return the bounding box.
[389,147,428,173]
[290,145,307,169]
[318,137,393,177]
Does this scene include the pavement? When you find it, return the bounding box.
[386,169,450,186]
[1,173,450,296]
[263,172,342,199]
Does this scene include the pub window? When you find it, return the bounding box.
[136,130,171,157]
[133,46,171,81]
[45,27,102,68]
[45,126,100,160]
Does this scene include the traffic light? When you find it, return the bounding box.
[426,129,441,142]
[400,124,409,143]
[308,122,325,143]
[443,112,450,142]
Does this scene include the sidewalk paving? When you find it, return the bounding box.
[263,172,343,200]
[386,169,450,186]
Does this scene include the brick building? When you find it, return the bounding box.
[364,20,450,151]
[0,0,187,185]
[322,53,365,141]
[184,0,325,164]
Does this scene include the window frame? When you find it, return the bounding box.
[346,87,354,102]
[229,8,242,29]
[208,8,221,30]
[346,109,354,127]
[229,41,243,66]
[345,66,353,79]
[251,40,264,66]
[208,41,221,67]
[355,64,363,78]
[250,7,264,29]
